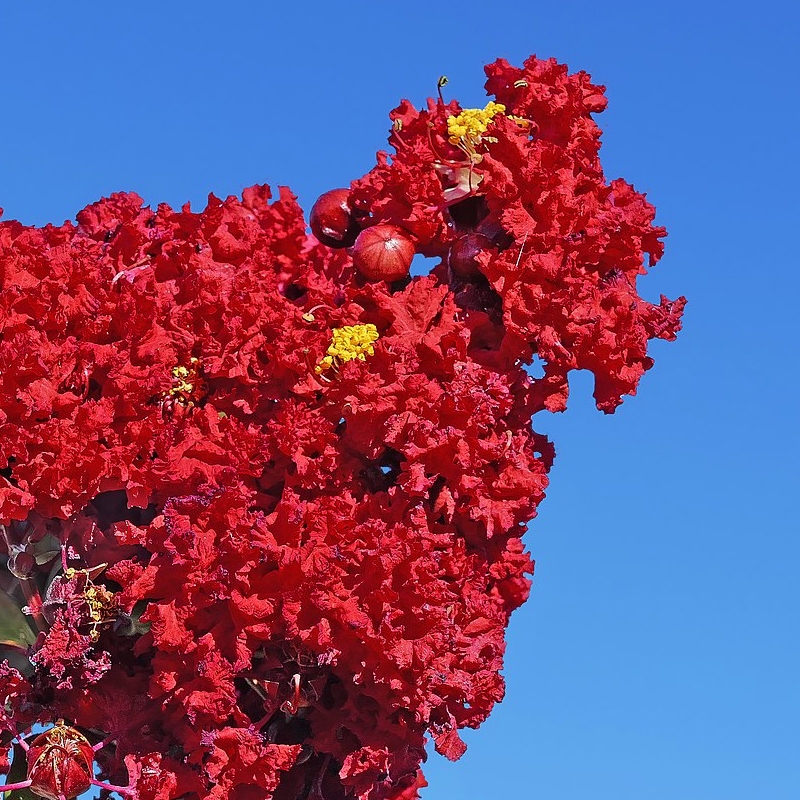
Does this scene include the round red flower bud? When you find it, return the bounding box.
[309,188,359,248]
[7,549,35,579]
[351,225,414,282]
[448,232,492,278]
[26,723,95,800]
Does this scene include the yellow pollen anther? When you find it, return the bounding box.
[446,101,507,148]
[85,584,117,624]
[62,562,118,642]
[445,101,530,167]
[164,357,206,406]
[316,324,379,374]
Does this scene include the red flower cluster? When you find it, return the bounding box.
[0,56,684,800]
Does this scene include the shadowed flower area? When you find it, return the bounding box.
[0,55,683,800]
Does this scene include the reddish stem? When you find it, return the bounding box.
[0,779,33,792]
[91,778,133,795]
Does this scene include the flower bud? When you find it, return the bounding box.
[310,188,360,248]
[26,723,95,800]
[448,233,492,278]
[351,225,414,282]
[7,549,35,579]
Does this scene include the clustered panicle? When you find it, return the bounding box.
[0,56,683,800]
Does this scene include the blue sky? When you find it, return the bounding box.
[1,2,798,798]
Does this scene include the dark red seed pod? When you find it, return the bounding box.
[26,723,95,800]
[447,232,492,278]
[309,188,359,248]
[351,225,415,282]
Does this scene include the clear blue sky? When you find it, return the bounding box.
[2,2,798,798]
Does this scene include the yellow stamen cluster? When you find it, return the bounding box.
[166,357,206,405]
[316,324,379,374]
[65,566,119,642]
[84,584,118,640]
[447,101,507,147]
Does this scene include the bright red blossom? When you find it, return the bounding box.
[0,56,683,800]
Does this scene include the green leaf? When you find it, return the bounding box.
[31,532,62,566]
[0,590,37,648]
[0,643,34,677]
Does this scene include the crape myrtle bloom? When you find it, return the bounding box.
[0,55,683,800]
[351,55,685,412]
